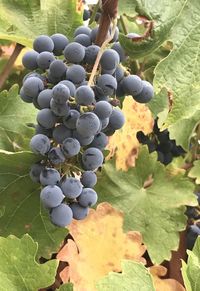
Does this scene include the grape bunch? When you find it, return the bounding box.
[20,24,154,228]
[137,119,185,165]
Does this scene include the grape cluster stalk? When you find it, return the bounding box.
[20,24,154,227]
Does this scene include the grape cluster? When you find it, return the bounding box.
[137,119,185,165]
[20,24,154,228]
[185,192,200,250]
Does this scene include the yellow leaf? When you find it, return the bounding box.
[107,96,153,171]
[149,265,185,291]
[57,202,146,291]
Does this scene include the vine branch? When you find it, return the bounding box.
[0,43,24,89]
[95,0,118,46]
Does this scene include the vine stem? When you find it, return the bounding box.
[119,15,128,35]
[88,19,117,86]
[0,43,24,89]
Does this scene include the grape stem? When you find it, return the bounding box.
[88,18,117,86]
[0,43,24,89]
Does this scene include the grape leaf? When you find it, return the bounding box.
[118,0,137,17]
[95,146,197,264]
[154,0,200,149]
[150,265,185,291]
[0,85,37,151]
[0,0,82,47]
[96,260,155,291]
[119,0,185,58]
[0,234,58,291]
[181,237,200,291]
[57,203,146,290]
[57,283,73,291]
[107,96,153,171]
[0,150,66,258]
[188,161,200,185]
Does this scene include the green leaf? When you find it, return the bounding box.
[0,0,82,47]
[0,234,58,291]
[181,237,200,291]
[95,146,197,264]
[147,88,169,118]
[0,150,66,258]
[188,160,200,185]
[96,260,155,291]
[0,85,37,152]
[57,283,73,291]
[119,0,185,58]
[118,1,137,17]
[154,0,200,149]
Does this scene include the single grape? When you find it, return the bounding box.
[53,124,72,144]
[50,203,73,227]
[74,26,91,37]
[51,33,69,56]
[103,126,115,136]
[61,177,82,199]
[40,167,61,186]
[76,112,100,138]
[37,108,57,129]
[52,84,70,104]
[101,117,109,130]
[94,101,112,119]
[37,51,55,70]
[101,68,116,75]
[30,134,50,155]
[40,185,64,208]
[100,49,120,70]
[114,66,125,82]
[157,141,173,154]
[126,33,140,39]
[97,74,117,96]
[85,45,100,65]
[33,35,54,53]
[22,50,39,70]
[32,96,42,110]
[48,147,65,164]
[82,147,104,170]
[95,12,101,22]
[116,81,125,98]
[47,71,62,84]
[111,42,126,62]
[37,89,52,108]
[64,42,85,63]
[30,163,45,183]
[75,85,95,105]
[70,202,89,220]
[83,9,91,21]
[63,110,80,129]
[66,64,86,84]
[62,137,81,158]
[50,99,70,117]
[134,80,154,103]
[157,130,169,143]
[112,26,119,42]
[122,75,143,96]
[109,108,125,130]
[19,87,33,103]
[23,77,44,98]
[23,72,46,84]
[90,132,108,150]
[35,124,53,138]
[59,80,76,97]
[90,27,99,43]
[49,60,67,78]
[78,188,98,207]
[74,34,91,47]
[73,130,94,146]
[81,171,97,188]
[157,151,165,163]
